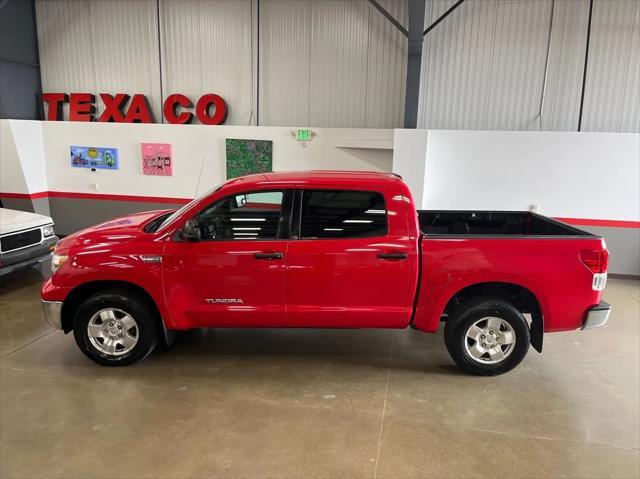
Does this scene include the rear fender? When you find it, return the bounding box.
[412,276,549,352]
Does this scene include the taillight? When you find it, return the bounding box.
[580,249,609,273]
[580,248,609,291]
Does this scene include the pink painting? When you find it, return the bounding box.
[141,143,172,176]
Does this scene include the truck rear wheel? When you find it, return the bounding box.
[72,289,159,366]
[444,297,530,376]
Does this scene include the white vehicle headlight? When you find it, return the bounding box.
[43,224,55,237]
[51,253,68,273]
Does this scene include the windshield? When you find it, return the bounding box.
[155,183,224,232]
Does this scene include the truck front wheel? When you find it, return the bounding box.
[72,289,159,367]
[444,298,530,376]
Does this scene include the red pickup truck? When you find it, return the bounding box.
[41,171,610,375]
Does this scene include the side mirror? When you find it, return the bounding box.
[180,220,201,242]
[235,194,247,208]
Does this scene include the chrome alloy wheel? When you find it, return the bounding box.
[87,308,139,356]
[464,316,516,364]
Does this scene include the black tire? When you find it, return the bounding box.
[72,289,159,367]
[444,297,530,376]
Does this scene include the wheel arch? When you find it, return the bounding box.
[443,281,544,353]
[61,280,172,345]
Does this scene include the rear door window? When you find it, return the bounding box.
[299,190,387,239]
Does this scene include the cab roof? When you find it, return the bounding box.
[228,170,402,188]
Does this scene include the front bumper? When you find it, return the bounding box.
[42,300,63,329]
[0,236,58,276]
[582,301,611,330]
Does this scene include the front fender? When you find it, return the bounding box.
[50,250,175,329]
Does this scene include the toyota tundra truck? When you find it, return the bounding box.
[41,171,610,375]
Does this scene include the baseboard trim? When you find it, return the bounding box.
[609,273,640,280]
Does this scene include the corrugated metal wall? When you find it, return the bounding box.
[36,0,162,121]
[259,0,407,128]
[159,0,255,125]
[364,0,408,128]
[34,0,639,131]
[418,0,639,133]
[419,0,552,131]
[540,0,590,131]
[581,0,640,133]
[36,0,408,128]
[259,0,311,127]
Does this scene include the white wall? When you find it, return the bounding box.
[1,121,28,196]
[421,130,640,222]
[3,120,638,273]
[0,121,46,195]
[392,129,428,206]
[6,121,636,223]
[391,128,640,275]
[1,120,393,199]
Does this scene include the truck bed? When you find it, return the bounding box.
[413,211,605,334]
[418,211,594,237]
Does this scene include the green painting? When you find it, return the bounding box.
[225,139,273,179]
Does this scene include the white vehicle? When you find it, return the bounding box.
[0,208,58,276]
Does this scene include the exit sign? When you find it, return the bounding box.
[296,129,311,141]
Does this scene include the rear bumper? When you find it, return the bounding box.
[582,301,611,330]
[42,300,63,329]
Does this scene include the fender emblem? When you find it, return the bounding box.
[205,298,244,304]
[140,255,162,263]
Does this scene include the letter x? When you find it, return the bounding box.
[97,93,130,122]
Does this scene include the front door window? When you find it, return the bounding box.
[197,191,284,241]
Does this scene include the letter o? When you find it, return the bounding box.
[196,94,227,125]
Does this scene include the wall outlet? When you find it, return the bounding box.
[91,183,100,191]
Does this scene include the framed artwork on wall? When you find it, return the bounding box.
[70,146,119,170]
[225,139,273,179]
[141,142,172,176]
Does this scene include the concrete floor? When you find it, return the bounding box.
[0,266,638,479]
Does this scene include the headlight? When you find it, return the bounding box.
[43,224,55,237]
[51,253,68,273]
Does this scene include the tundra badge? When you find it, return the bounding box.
[205,298,244,304]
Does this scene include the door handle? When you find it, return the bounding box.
[254,252,283,260]
[378,252,408,260]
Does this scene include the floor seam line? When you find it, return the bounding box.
[464,425,640,452]
[388,415,640,452]
[373,337,393,479]
[1,329,55,359]
[624,291,640,303]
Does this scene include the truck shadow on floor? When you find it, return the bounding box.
[0,265,48,296]
[149,327,464,376]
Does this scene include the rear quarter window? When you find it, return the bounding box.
[300,190,387,239]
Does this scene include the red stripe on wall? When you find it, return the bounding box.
[47,191,192,204]
[0,190,191,204]
[1,191,638,228]
[0,191,49,199]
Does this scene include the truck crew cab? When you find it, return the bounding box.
[41,171,610,375]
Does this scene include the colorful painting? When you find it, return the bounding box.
[70,146,119,170]
[141,142,173,176]
[225,139,273,179]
